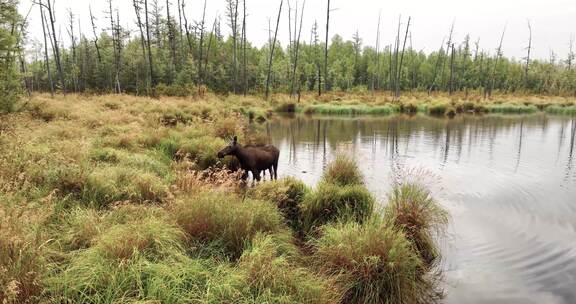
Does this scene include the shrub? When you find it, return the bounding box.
[384,183,449,265]
[322,155,364,186]
[301,182,374,233]
[311,219,433,304]
[171,191,287,259]
[249,177,310,232]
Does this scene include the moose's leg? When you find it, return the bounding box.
[253,170,262,182]
[241,169,249,181]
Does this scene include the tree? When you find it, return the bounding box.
[0,0,23,113]
[265,0,283,100]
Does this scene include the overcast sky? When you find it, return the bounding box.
[19,0,576,61]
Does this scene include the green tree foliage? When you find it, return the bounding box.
[0,0,22,113]
[18,3,576,97]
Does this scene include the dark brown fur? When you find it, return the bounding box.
[218,137,279,182]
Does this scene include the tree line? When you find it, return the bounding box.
[4,0,576,109]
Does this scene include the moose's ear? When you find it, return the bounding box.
[233,136,238,144]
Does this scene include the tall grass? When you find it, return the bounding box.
[248,177,310,232]
[385,183,449,265]
[311,218,435,304]
[170,191,287,259]
[303,104,400,116]
[322,155,364,186]
[485,103,538,114]
[301,182,375,233]
[545,105,576,115]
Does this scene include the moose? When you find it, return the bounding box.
[217,136,279,182]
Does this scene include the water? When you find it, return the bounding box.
[265,114,576,304]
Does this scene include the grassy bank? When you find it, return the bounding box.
[0,94,448,303]
[273,92,576,117]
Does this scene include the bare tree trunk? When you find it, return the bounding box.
[45,0,66,93]
[204,17,217,81]
[242,0,247,96]
[265,0,284,100]
[428,37,446,95]
[39,2,54,96]
[177,0,183,40]
[395,16,411,100]
[323,0,330,94]
[166,0,178,70]
[391,15,401,96]
[372,12,381,91]
[290,0,305,97]
[144,0,155,93]
[440,21,455,91]
[489,25,506,98]
[449,43,456,95]
[181,0,193,55]
[524,20,532,90]
[133,0,150,95]
[67,10,78,93]
[198,0,207,85]
[89,6,102,64]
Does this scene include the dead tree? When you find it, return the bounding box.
[66,9,78,92]
[265,0,283,100]
[39,1,54,96]
[372,12,381,91]
[107,0,121,93]
[242,0,247,96]
[43,0,65,93]
[449,43,456,95]
[177,0,183,39]
[488,25,506,98]
[323,0,331,93]
[290,0,305,97]
[226,0,240,94]
[144,0,155,91]
[440,21,455,91]
[524,20,532,90]
[180,0,192,55]
[166,0,177,69]
[428,37,446,95]
[568,35,575,71]
[391,15,401,96]
[89,6,102,64]
[395,16,411,100]
[133,0,150,94]
[204,17,218,81]
[197,0,207,84]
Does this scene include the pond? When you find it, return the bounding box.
[265,113,576,304]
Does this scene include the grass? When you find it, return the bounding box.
[385,183,449,266]
[303,104,400,116]
[545,105,576,115]
[485,103,538,114]
[301,182,375,234]
[170,191,288,259]
[0,93,450,304]
[322,155,365,186]
[248,177,310,232]
[311,218,436,304]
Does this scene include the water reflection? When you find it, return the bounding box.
[267,114,576,304]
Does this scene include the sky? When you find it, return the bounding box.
[18,0,576,61]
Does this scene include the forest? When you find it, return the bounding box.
[2,0,576,114]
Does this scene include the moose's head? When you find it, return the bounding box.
[217,136,239,158]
